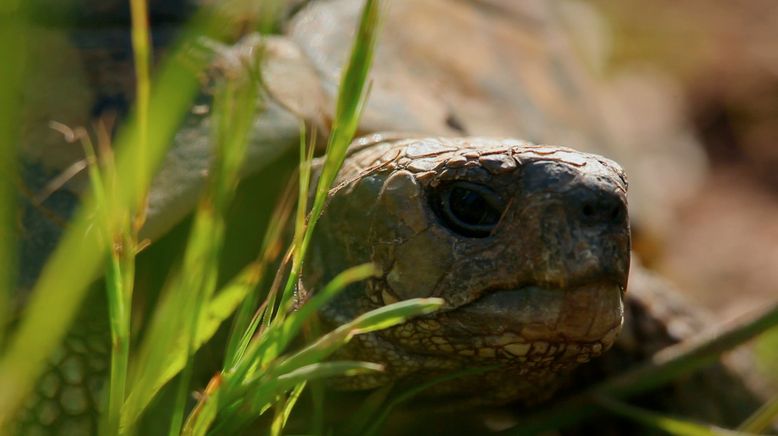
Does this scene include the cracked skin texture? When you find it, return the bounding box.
[302,134,631,405]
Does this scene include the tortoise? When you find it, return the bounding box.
[10,0,768,434]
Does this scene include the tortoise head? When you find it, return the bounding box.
[304,135,630,404]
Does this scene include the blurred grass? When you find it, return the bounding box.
[277,0,380,312]
[0,0,25,349]
[349,366,495,436]
[739,394,778,434]
[756,327,778,386]
[72,120,136,436]
[744,327,778,433]
[594,396,755,436]
[99,0,155,433]
[0,0,218,423]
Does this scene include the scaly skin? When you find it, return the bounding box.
[11,292,109,435]
[303,134,630,405]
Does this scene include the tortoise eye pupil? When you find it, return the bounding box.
[449,187,493,225]
[431,182,503,238]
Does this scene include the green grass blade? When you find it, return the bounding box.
[129,0,152,220]
[357,366,495,436]
[120,55,262,433]
[304,318,327,436]
[224,181,295,366]
[205,3,383,429]
[166,212,223,436]
[211,362,382,435]
[346,298,444,335]
[279,264,375,338]
[294,124,312,272]
[595,396,757,436]
[104,239,134,436]
[203,298,440,434]
[0,0,26,349]
[189,2,384,433]
[271,122,314,326]
[340,384,394,436]
[0,187,105,427]
[275,361,384,387]
[225,263,379,391]
[206,266,266,346]
[182,374,223,436]
[124,263,261,416]
[73,124,139,436]
[270,381,307,436]
[311,0,380,204]
[755,326,778,386]
[279,0,381,308]
[100,2,152,433]
[267,298,443,379]
[737,394,778,434]
[217,291,432,432]
[597,301,778,398]
[168,59,261,436]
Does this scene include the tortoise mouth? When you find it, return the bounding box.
[389,281,624,364]
[456,281,624,342]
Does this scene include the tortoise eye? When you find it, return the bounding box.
[431,182,504,238]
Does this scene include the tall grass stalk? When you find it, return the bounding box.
[104,229,135,436]
[270,379,307,436]
[0,0,25,349]
[594,396,754,436]
[223,180,296,368]
[67,124,135,436]
[98,1,154,434]
[177,3,386,433]
[221,0,381,398]
[277,0,380,310]
[166,55,262,436]
[116,48,262,432]
[738,393,778,434]
[129,0,152,218]
[219,124,314,374]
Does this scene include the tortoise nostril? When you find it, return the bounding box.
[578,193,626,227]
[610,204,623,222]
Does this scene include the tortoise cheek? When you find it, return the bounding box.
[379,170,428,235]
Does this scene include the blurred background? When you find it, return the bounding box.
[589,0,778,317]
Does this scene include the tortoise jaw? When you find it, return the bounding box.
[381,282,624,366]
[391,281,626,364]
[457,282,625,343]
